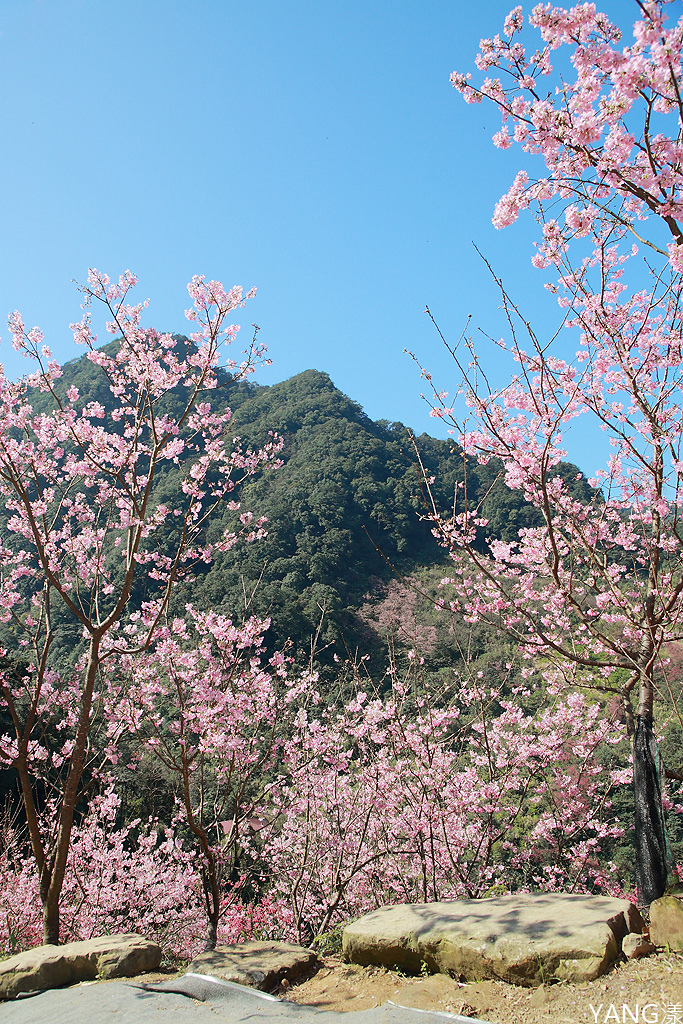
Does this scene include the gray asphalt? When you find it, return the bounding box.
[0,974,496,1024]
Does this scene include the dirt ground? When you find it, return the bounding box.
[282,950,683,1024]
[119,947,683,1024]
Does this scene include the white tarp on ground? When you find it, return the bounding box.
[0,974,495,1024]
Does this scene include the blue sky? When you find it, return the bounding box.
[0,0,634,470]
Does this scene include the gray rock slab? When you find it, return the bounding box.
[0,976,496,1024]
[0,932,161,1000]
[187,940,318,991]
[342,894,644,987]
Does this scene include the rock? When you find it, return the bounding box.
[342,894,644,988]
[0,933,161,1000]
[650,895,683,949]
[529,983,550,1007]
[622,932,656,959]
[186,940,318,992]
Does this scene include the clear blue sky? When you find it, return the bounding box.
[0,0,633,470]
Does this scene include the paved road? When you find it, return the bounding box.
[0,974,495,1024]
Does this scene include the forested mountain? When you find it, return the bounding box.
[28,341,592,665]
[198,368,452,655]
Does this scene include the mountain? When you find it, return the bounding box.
[198,368,450,654]
[21,341,592,666]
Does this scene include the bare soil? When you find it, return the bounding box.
[283,951,683,1023]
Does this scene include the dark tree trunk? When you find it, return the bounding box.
[633,713,669,906]
[38,638,101,946]
[43,902,60,946]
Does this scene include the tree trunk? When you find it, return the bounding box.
[39,637,101,945]
[42,900,60,946]
[204,918,217,952]
[633,713,669,906]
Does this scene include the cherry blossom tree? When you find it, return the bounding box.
[0,270,280,944]
[419,0,683,904]
[0,780,292,959]
[114,608,298,950]
[264,658,624,941]
[358,578,438,664]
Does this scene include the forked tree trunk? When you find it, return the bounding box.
[633,713,669,906]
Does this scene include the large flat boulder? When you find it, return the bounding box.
[187,940,318,991]
[342,894,643,988]
[0,932,161,1000]
[650,895,683,949]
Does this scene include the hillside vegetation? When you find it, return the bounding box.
[32,342,592,668]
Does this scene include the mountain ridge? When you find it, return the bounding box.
[21,341,592,664]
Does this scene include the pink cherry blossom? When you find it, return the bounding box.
[435,0,683,905]
[0,270,280,945]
